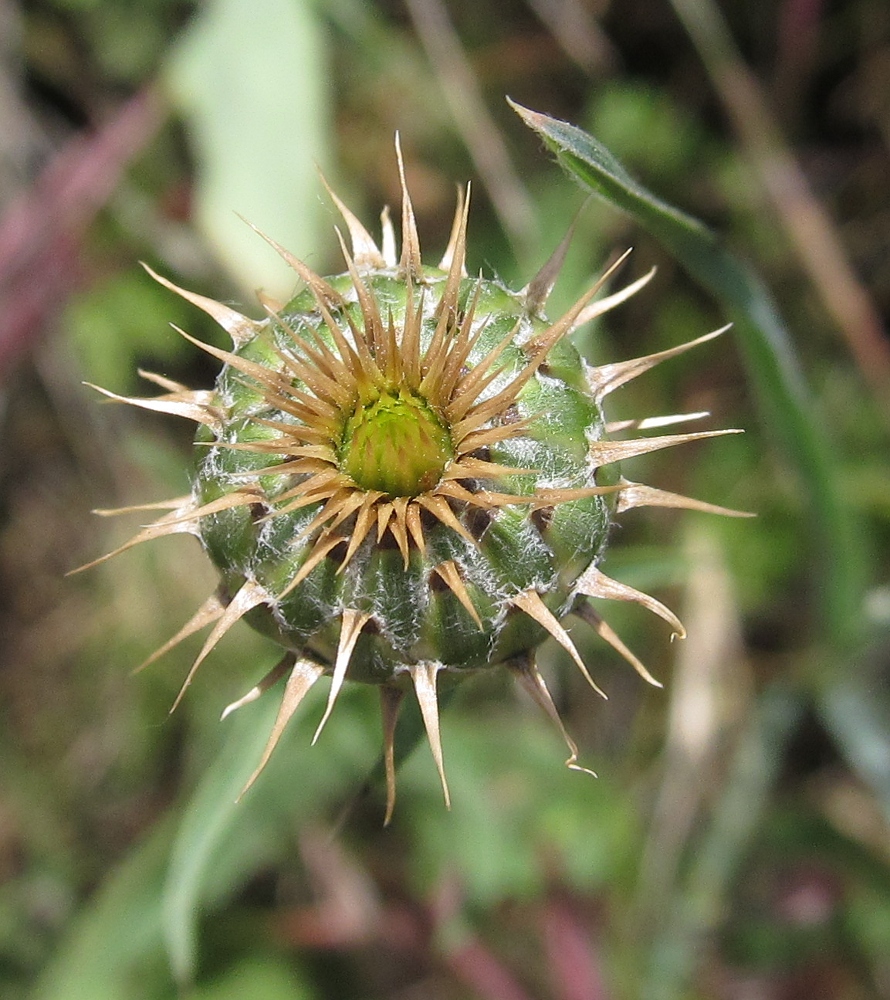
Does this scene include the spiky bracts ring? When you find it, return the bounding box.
[83,143,746,821]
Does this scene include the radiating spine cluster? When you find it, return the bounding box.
[79,142,748,821]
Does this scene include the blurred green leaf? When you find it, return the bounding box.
[67,270,194,392]
[586,82,705,179]
[819,638,890,827]
[845,882,890,972]
[32,820,173,1000]
[185,956,314,999]
[640,682,803,1000]
[162,682,380,985]
[162,693,285,986]
[28,680,374,997]
[399,708,640,907]
[510,101,866,650]
[165,0,331,298]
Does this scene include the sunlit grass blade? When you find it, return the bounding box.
[162,692,285,985]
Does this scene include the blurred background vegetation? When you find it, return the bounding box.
[1,0,889,997]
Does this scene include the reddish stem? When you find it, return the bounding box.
[541,895,608,1000]
[0,87,165,378]
[444,939,538,1000]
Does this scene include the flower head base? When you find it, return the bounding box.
[79,141,749,822]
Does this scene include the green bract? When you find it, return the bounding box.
[85,144,746,821]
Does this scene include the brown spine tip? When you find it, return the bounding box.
[237,217,343,305]
[510,589,608,700]
[134,591,226,676]
[438,183,470,276]
[395,134,423,280]
[319,170,387,269]
[91,495,191,517]
[575,563,686,641]
[409,661,451,809]
[433,560,483,628]
[311,610,371,745]
[85,382,223,431]
[66,499,205,575]
[220,654,293,720]
[238,656,325,800]
[615,477,755,519]
[379,685,406,826]
[573,602,663,688]
[511,657,597,777]
[522,248,633,357]
[521,209,581,314]
[572,266,656,331]
[140,263,259,347]
[586,325,731,401]
[588,428,744,470]
[170,579,271,713]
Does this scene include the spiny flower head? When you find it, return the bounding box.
[81,141,747,822]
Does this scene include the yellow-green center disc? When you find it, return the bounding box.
[340,388,454,497]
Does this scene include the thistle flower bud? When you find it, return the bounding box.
[80,141,748,822]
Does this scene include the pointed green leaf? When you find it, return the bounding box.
[511,101,865,650]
